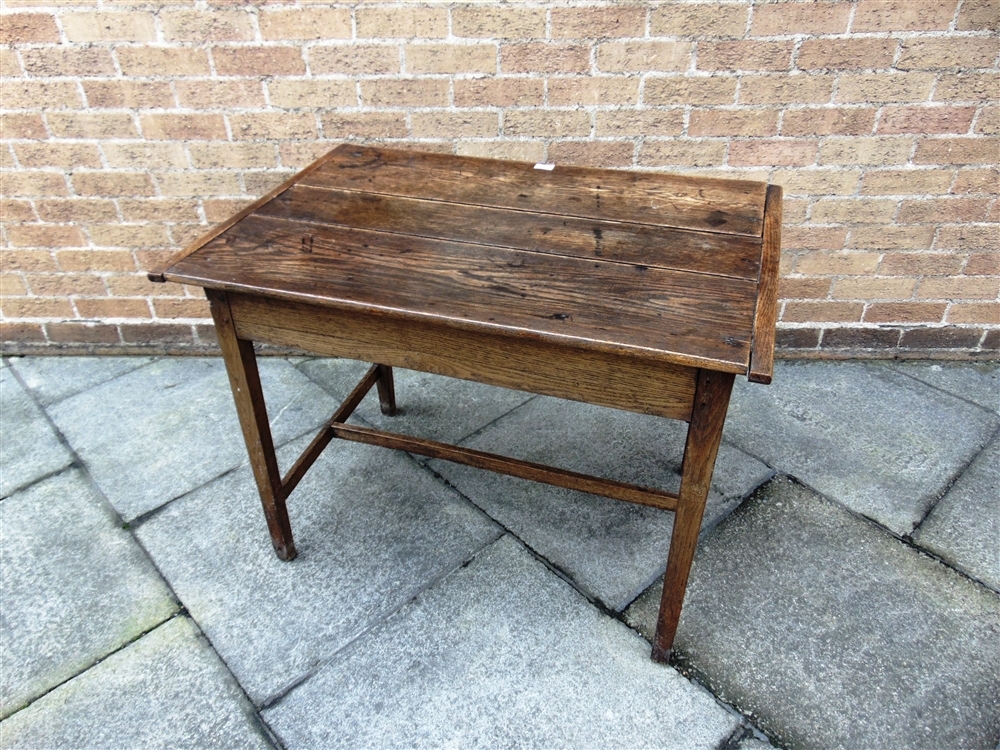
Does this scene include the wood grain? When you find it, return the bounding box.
[256,185,763,280]
[331,422,679,512]
[207,289,296,561]
[227,293,700,422]
[652,368,735,662]
[148,144,347,283]
[167,215,757,372]
[748,184,783,384]
[303,146,767,237]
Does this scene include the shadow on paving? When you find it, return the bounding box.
[625,476,1000,750]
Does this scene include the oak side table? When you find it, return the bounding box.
[150,144,782,663]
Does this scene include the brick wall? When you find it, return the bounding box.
[1,0,997,357]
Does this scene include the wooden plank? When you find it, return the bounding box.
[331,422,679,512]
[748,184,783,384]
[207,289,296,561]
[148,144,347,283]
[652,368,735,662]
[303,145,767,237]
[227,293,699,422]
[167,215,757,371]
[279,364,380,499]
[256,185,763,280]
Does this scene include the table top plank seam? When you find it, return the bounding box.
[249,202,764,283]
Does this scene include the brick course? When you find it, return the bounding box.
[0,1,996,357]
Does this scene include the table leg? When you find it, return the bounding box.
[652,369,735,663]
[207,289,297,561]
[375,364,397,416]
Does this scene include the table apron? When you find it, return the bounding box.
[227,292,697,423]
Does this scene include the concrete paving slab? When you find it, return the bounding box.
[299,359,535,445]
[135,434,501,704]
[913,435,1000,592]
[0,469,177,719]
[624,477,1000,750]
[47,357,338,521]
[723,361,999,535]
[431,396,772,611]
[263,535,739,750]
[895,360,999,413]
[0,368,74,498]
[9,356,155,406]
[0,617,272,750]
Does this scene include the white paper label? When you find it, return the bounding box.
[533,163,555,171]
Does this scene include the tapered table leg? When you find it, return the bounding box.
[207,289,297,561]
[652,369,735,663]
[375,364,397,416]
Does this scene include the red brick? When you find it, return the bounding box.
[0,13,59,44]
[782,107,875,136]
[689,109,779,137]
[901,326,989,348]
[947,304,999,324]
[46,322,121,345]
[84,81,175,109]
[175,80,265,109]
[918,275,1000,299]
[310,45,401,75]
[864,302,947,323]
[821,327,901,349]
[260,9,352,40]
[1,297,75,319]
[860,168,955,195]
[796,38,898,70]
[751,2,850,36]
[62,11,156,42]
[546,140,635,168]
[116,47,208,77]
[739,74,835,105]
[0,323,46,346]
[406,44,496,74]
[13,143,101,169]
[783,302,864,323]
[964,253,1000,275]
[852,0,959,32]
[899,197,991,223]
[598,41,691,73]
[897,38,1000,70]
[213,47,305,77]
[20,47,116,77]
[76,298,152,319]
[321,112,408,139]
[914,137,1000,165]
[957,0,998,30]
[699,41,794,72]
[645,76,737,105]
[837,73,936,104]
[729,140,817,167]
[552,6,645,38]
[0,113,47,140]
[878,106,977,135]
[651,4,748,37]
[454,78,545,107]
[454,5,546,39]
[501,43,589,75]
[141,114,227,140]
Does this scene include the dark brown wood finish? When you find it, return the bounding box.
[207,289,296,561]
[257,185,763,280]
[301,146,767,237]
[227,293,699,422]
[168,215,759,373]
[748,184,783,384]
[152,145,782,667]
[652,369,736,662]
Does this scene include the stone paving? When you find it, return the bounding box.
[0,355,997,749]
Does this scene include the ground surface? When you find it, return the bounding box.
[1,355,997,749]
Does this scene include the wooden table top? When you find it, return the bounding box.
[154,144,781,379]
